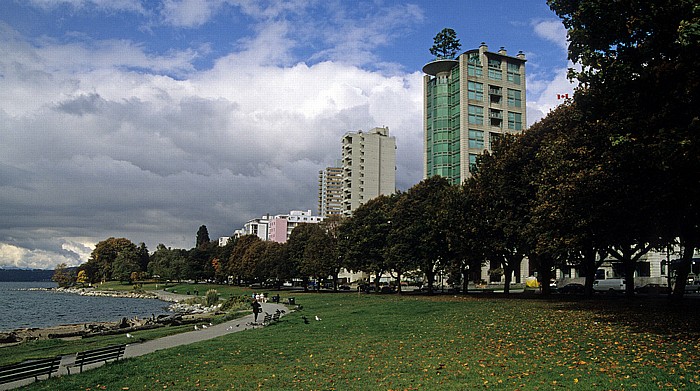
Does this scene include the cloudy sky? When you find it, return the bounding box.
[0,0,575,269]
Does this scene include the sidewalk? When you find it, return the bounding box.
[1,301,289,390]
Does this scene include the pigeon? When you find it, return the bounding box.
[202,324,208,329]
[194,325,199,330]
[315,315,321,321]
[126,333,133,338]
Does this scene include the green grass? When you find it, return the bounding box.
[15,294,700,390]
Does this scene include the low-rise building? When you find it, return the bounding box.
[268,210,324,243]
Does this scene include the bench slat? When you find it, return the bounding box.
[68,344,126,374]
[0,357,61,385]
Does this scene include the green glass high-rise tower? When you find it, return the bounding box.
[423,43,526,184]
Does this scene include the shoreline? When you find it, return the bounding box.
[1,288,218,347]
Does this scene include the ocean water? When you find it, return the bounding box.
[0,281,171,332]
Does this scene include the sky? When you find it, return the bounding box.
[0,0,576,270]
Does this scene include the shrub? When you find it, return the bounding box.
[205,289,219,307]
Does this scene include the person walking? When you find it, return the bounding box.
[251,299,262,323]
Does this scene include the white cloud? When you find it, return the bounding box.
[526,19,578,126]
[161,0,222,28]
[532,19,568,51]
[526,64,578,125]
[0,23,424,269]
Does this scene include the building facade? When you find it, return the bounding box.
[318,165,344,218]
[268,210,324,243]
[243,215,271,241]
[341,127,396,215]
[423,43,526,184]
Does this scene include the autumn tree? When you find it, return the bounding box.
[227,235,261,284]
[430,28,461,59]
[341,195,395,291]
[302,218,345,291]
[76,269,89,286]
[148,244,187,282]
[112,245,142,283]
[389,177,455,294]
[84,237,139,282]
[549,0,700,296]
[287,224,319,291]
[52,263,74,287]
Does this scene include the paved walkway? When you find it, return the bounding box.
[1,298,289,390]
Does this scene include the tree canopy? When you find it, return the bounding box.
[429,28,461,59]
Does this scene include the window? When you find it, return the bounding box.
[507,63,521,84]
[507,89,522,108]
[468,153,478,171]
[490,132,502,148]
[489,85,502,104]
[508,112,522,130]
[488,58,502,80]
[467,53,482,76]
[468,129,484,149]
[468,64,482,77]
[490,109,503,127]
[468,53,481,65]
[468,105,484,125]
[467,81,483,101]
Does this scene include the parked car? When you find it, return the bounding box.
[685,280,700,293]
[635,283,671,295]
[558,283,585,295]
[592,278,626,293]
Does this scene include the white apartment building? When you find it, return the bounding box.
[244,215,271,241]
[341,127,396,215]
[318,166,344,218]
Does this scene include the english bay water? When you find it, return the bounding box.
[0,281,170,332]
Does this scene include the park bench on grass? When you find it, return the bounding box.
[0,356,62,385]
[67,344,126,374]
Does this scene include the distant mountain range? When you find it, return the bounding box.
[0,268,55,282]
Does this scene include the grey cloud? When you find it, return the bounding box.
[55,93,104,115]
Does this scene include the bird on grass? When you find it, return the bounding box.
[315,315,322,321]
[126,333,133,338]
[194,325,199,331]
[301,316,309,324]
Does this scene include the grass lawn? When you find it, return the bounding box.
[17,293,700,390]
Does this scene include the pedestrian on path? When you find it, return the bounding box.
[251,299,262,323]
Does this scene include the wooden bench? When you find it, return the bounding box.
[67,344,126,374]
[0,356,62,385]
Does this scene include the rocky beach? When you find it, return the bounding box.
[0,287,218,346]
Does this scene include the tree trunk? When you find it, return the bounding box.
[623,258,636,297]
[673,241,695,298]
[461,264,469,294]
[425,269,436,294]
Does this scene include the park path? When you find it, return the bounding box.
[1,295,289,391]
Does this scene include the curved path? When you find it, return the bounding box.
[1,297,289,390]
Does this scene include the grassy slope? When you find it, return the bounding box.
[17,293,700,390]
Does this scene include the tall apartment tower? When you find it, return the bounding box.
[318,164,344,218]
[423,43,526,184]
[341,127,396,215]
